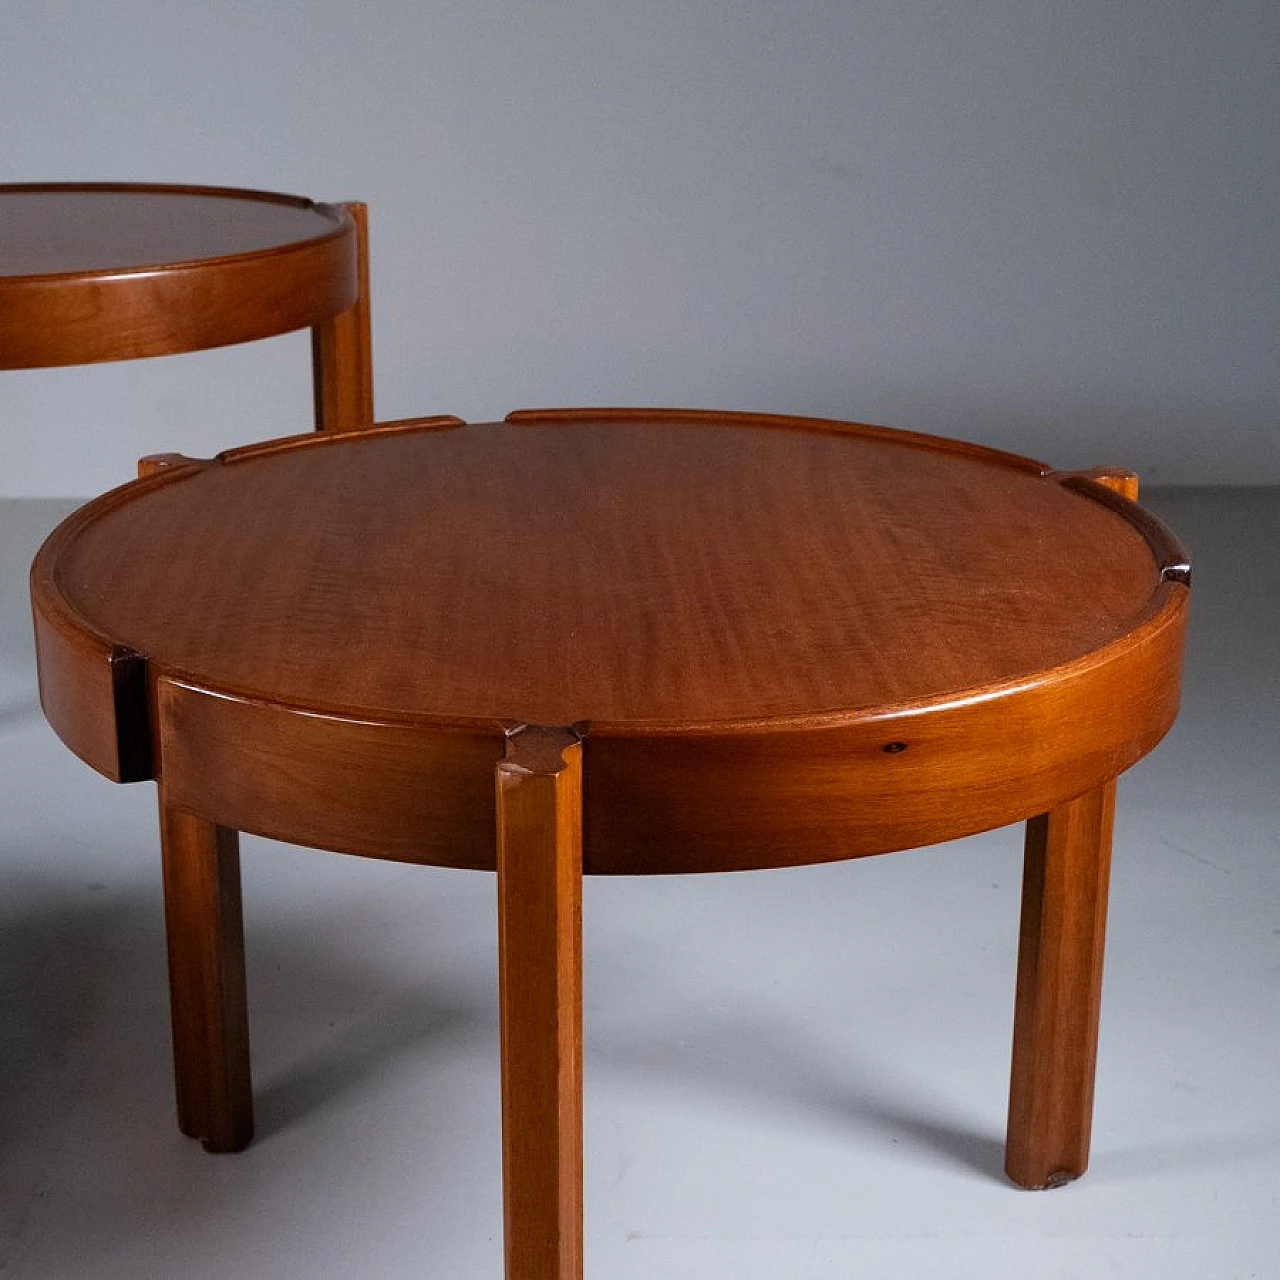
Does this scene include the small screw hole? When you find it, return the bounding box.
[882,741,908,754]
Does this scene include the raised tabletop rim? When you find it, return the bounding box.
[30,407,1191,869]
[31,408,1191,739]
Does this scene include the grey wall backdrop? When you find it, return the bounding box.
[2,0,1277,495]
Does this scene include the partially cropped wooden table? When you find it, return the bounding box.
[0,182,372,430]
[31,408,1190,1279]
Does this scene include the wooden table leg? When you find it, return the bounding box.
[1006,779,1116,1188]
[158,788,254,1153]
[311,200,374,432]
[495,727,584,1280]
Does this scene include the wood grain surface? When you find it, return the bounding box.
[31,409,1190,871]
[38,416,1173,724]
[30,408,1193,1259]
[497,727,584,1280]
[311,201,374,431]
[1006,780,1116,1188]
[158,790,253,1153]
[0,183,359,368]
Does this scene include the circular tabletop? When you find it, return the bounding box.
[0,183,358,368]
[32,409,1191,872]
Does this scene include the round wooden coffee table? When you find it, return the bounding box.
[0,182,372,430]
[31,408,1190,1279]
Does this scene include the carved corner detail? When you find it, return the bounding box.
[137,453,212,479]
[500,724,583,775]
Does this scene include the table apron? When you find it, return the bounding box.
[145,595,1184,873]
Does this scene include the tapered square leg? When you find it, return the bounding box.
[158,789,253,1153]
[495,727,584,1280]
[1006,779,1116,1188]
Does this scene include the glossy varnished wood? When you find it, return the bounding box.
[311,201,375,431]
[0,183,372,431]
[497,728,584,1280]
[31,411,1188,869]
[1007,780,1116,1188]
[30,408,1191,1269]
[0,183,352,365]
[158,790,253,1153]
[33,414,1174,724]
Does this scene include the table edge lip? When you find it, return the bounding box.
[30,410,1193,741]
[145,583,1187,739]
[0,181,351,285]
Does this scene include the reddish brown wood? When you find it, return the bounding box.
[137,453,211,478]
[1003,464,1140,1190]
[31,412,1189,870]
[496,727,584,1280]
[577,608,1183,873]
[28,409,1192,1264]
[312,201,374,431]
[152,671,501,868]
[1006,780,1116,1188]
[158,789,253,1153]
[38,415,1169,725]
[0,183,360,368]
[0,182,373,443]
[505,405,1051,473]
